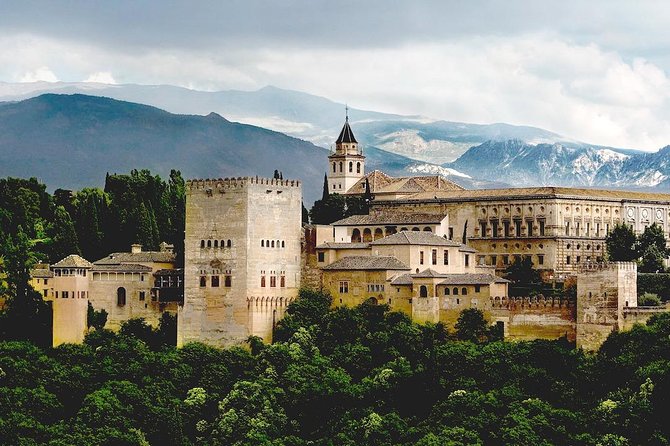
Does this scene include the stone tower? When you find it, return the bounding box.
[576,262,637,350]
[50,255,92,347]
[328,110,365,194]
[178,176,302,348]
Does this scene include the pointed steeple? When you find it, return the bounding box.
[336,106,357,144]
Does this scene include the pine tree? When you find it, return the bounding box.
[321,173,330,201]
[49,205,81,262]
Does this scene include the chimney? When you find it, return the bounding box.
[131,244,142,254]
[159,241,174,253]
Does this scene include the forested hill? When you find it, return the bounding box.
[0,93,328,203]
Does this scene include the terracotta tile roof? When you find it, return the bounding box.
[459,245,477,253]
[390,273,413,285]
[348,171,464,195]
[438,274,510,285]
[413,268,447,278]
[322,256,410,271]
[370,231,462,247]
[30,268,53,278]
[332,212,447,226]
[91,264,153,272]
[94,251,175,265]
[316,242,371,249]
[402,186,670,203]
[52,255,93,269]
[154,268,184,276]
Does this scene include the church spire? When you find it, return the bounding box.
[336,107,357,144]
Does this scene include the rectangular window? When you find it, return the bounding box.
[480,221,487,237]
[465,254,470,266]
[43,289,48,297]
[270,276,276,287]
[539,220,545,236]
[527,221,533,237]
[63,291,69,298]
[491,255,497,266]
[503,221,511,237]
[225,276,232,287]
[565,221,570,236]
[449,228,454,240]
[443,250,449,265]
[339,281,349,293]
[432,249,437,265]
[317,252,325,262]
[596,223,600,236]
[475,285,481,293]
[420,251,424,265]
[211,275,220,287]
[586,222,591,236]
[566,255,571,265]
[200,276,206,287]
[537,255,544,265]
[606,223,610,234]
[139,291,146,301]
[515,220,522,237]
[261,276,266,287]
[576,256,581,264]
[576,221,581,236]
[491,220,499,237]
[280,276,285,287]
[502,255,509,265]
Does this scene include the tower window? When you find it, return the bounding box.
[280,276,285,287]
[227,240,232,248]
[261,276,266,287]
[339,162,343,172]
[200,240,205,248]
[332,163,336,173]
[117,287,126,306]
[261,240,264,247]
[211,276,220,287]
[214,240,218,248]
[349,161,353,172]
[270,276,277,287]
[207,240,211,248]
[357,162,361,173]
[200,276,207,287]
[225,276,231,287]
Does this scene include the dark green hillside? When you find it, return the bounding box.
[0,94,430,204]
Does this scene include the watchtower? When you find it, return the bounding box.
[327,109,365,194]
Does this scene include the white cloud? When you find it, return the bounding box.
[0,32,668,151]
[19,66,58,82]
[84,71,117,84]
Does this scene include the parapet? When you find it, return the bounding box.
[186,176,301,191]
[490,295,575,309]
[577,261,637,274]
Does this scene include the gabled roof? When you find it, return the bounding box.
[94,251,175,265]
[413,268,448,278]
[336,119,358,144]
[438,274,510,285]
[347,171,464,195]
[332,212,447,226]
[91,264,153,272]
[370,231,463,247]
[316,242,370,249]
[30,268,53,278]
[52,254,93,269]
[322,256,410,271]
[390,273,413,285]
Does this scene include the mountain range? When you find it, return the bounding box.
[1,82,669,193]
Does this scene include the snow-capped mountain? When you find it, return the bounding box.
[448,140,670,189]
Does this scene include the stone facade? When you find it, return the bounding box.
[49,255,92,347]
[178,176,302,348]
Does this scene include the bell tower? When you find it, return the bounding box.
[327,107,365,194]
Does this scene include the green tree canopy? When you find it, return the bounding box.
[606,223,639,261]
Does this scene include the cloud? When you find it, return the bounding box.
[19,66,58,82]
[84,71,117,84]
[0,2,668,150]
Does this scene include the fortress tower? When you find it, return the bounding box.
[328,110,365,194]
[178,176,302,347]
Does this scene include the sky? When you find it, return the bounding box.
[1,0,669,150]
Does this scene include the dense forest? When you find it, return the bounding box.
[3,172,670,445]
[1,289,670,445]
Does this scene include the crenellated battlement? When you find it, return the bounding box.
[186,176,301,191]
[577,261,637,273]
[490,295,575,309]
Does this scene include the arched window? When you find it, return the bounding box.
[261,276,266,287]
[374,228,384,240]
[423,227,432,232]
[225,276,231,287]
[227,240,232,248]
[453,287,459,295]
[352,228,362,243]
[200,240,205,248]
[261,240,265,247]
[339,161,343,172]
[276,240,280,248]
[271,240,275,248]
[332,163,336,173]
[412,227,420,231]
[357,162,361,173]
[444,287,450,295]
[462,287,468,295]
[349,161,353,172]
[214,240,219,248]
[207,240,211,248]
[281,241,285,248]
[419,285,428,298]
[400,227,408,232]
[117,287,126,306]
[221,240,225,247]
[363,228,373,242]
